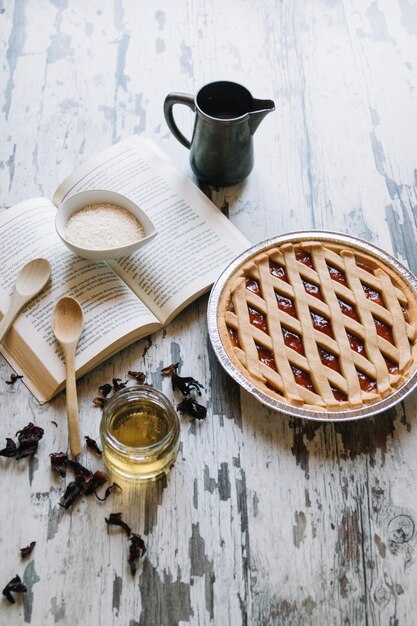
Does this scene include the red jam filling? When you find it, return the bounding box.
[357,371,377,393]
[374,318,394,344]
[363,284,384,305]
[338,298,360,321]
[347,332,365,354]
[310,312,334,337]
[246,277,261,295]
[295,251,314,268]
[248,306,268,333]
[276,293,297,317]
[385,358,399,374]
[291,365,315,391]
[332,386,348,402]
[318,349,349,403]
[282,327,304,355]
[228,327,239,348]
[270,261,288,281]
[328,264,347,285]
[256,344,277,371]
[318,347,341,373]
[302,279,323,300]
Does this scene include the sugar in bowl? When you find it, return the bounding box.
[100,386,180,481]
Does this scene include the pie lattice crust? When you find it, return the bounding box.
[218,240,417,411]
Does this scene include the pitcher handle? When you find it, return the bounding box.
[163,93,195,149]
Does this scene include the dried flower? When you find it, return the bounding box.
[15,422,44,459]
[5,373,24,385]
[50,452,68,478]
[2,575,27,603]
[0,438,17,458]
[93,396,108,408]
[16,423,44,442]
[67,460,93,487]
[160,362,179,377]
[172,372,203,395]
[177,397,207,420]
[0,423,44,460]
[58,462,110,509]
[128,370,146,384]
[128,533,146,575]
[59,481,84,509]
[105,512,132,537]
[98,383,112,397]
[105,514,146,576]
[96,482,122,502]
[112,378,127,392]
[84,471,108,496]
[162,363,203,395]
[20,542,36,558]
[85,436,102,455]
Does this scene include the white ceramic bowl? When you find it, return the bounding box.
[55,189,157,260]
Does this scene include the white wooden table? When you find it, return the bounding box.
[2,1,417,624]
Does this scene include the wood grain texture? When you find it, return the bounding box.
[1,1,417,624]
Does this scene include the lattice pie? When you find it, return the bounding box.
[218,240,417,411]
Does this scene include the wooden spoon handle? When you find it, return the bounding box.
[65,349,81,457]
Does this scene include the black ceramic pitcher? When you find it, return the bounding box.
[163,81,275,187]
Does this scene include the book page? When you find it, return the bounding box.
[0,199,160,401]
[53,136,249,324]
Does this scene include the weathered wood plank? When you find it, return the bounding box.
[1,1,417,625]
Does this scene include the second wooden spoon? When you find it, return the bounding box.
[52,296,84,457]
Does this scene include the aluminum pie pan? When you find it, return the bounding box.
[208,230,417,422]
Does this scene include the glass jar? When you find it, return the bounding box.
[100,385,180,481]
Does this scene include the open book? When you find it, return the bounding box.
[0,136,249,402]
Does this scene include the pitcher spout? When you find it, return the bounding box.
[248,98,275,134]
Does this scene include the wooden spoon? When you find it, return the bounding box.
[0,258,51,344]
[52,296,84,457]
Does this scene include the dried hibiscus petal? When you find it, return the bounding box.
[96,482,122,502]
[67,460,93,486]
[172,373,203,395]
[161,362,179,377]
[128,370,146,384]
[112,378,127,392]
[16,442,38,460]
[59,481,83,509]
[93,396,108,408]
[128,533,146,575]
[2,574,27,603]
[98,383,112,397]
[50,452,68,478]
[84,470,108,496]
[105,512,132,536]
[15,422,44,459]
[167,363,203,396]
[177,397,207,420]
[0,438,17,458]
[16,422,44,443]
[5,373,23,385]
[20,542,36,558]
[85,436,102,455]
